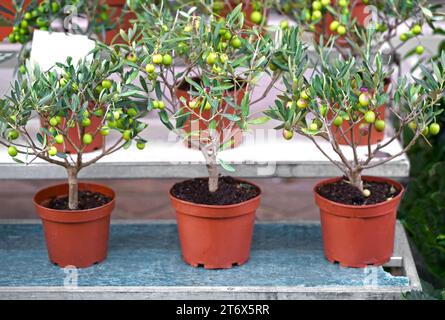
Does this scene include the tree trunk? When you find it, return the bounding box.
[347,169,364,192]
[67,168,79,210]
[207,162,219,193]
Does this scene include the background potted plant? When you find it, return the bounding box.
[266,28,445,267]
[10,0,124,153]
[121,3,277,269]
[0,45,148,268]
[8,0,119,70]
[0,3,16,41]
[182,0,271,29]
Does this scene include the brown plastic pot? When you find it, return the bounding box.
[331,105,386,146]
[33,182,115,268]
[40,113,104,154]
[169,180,261,269]
[314,176,404,268]
[331,79,390,146]
[176,77,245,149]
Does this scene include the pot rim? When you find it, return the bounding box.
[33,181,116,214]
[313,175,404,209]
[169,177,262,209]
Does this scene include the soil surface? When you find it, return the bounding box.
[317,178,401,206]
[47,191,112,210]
[171,176,260,205]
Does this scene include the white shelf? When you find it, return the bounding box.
[0,117,409,180]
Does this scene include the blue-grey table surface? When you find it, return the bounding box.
[0,222,410,288]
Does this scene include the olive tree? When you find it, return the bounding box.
[0,45,148,209]
[266,27,445,192]
[119,2,278,193]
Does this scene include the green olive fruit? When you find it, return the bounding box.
[100,126,110,136]
[145,64,155,73]
[82,133,93,145]
[48,146,57,156]
[230,37,242,49]
[309,122,319,131]
[206,52,218,65]
[408,122,417,130]
[337,25,346,35]
[296,98,308,109]
[312,1,322,11]
[126,108,138,117]
[122,130,132,141]
[411,24,422,35]
[162,54,173,66]
[82,118,91,127]
[429,123,440,135]
[250,11,263,24]
[358,92,370,107]
[54,134,64,144]
[311,10,322,21]
[152,54,163,65]
[136,142,146,150]
[49,117,58,127]
[329,21,340,32]
[126,53,137,62]
[300,90,310,100]
[333,116,343,127]
[280,20,289,30]
[364,110,376,124]
[102,79,113,89]
[8,146,18,157]
[374,120,385,132]
[415,45,424,55]
[282,129,294,140]
[8,129,19,140]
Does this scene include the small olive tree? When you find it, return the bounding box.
[0,45,148,209]
[120,2,278,193]
[266,27,445,192]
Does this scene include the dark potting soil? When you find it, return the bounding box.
[317,178,401,206]
[47,191,112,210]
[171,176,260,205]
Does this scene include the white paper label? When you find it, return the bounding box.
[29,30,95,72]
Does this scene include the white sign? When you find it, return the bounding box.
[29,30,96,72]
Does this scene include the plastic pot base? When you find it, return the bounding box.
[170,179,261,269]
[33,182,116,268]
[314,176,404,268]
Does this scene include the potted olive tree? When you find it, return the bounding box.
[266,28,445,267]
[124,3,277,269]
[0,46,148,268]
